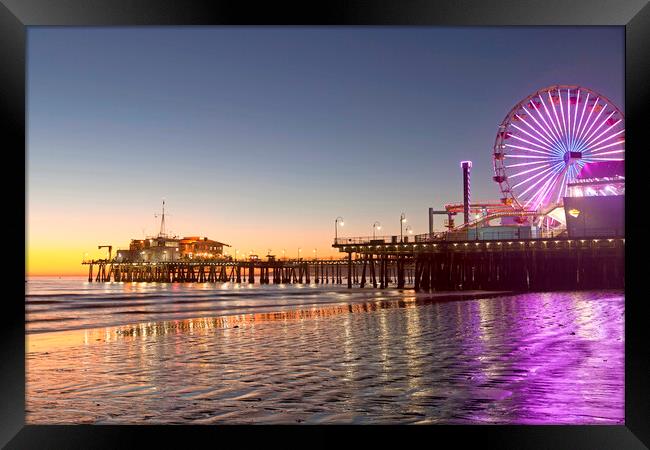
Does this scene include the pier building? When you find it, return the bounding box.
[114,201,230,263]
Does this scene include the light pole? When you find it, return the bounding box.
[282,248,286,260]
[335,216,344,243]
[298,248,302,260]
[235,249,239,261]
[405,225,413,241]
[400,212,407,243]
[373,221,381,239]
[313,248,317,260]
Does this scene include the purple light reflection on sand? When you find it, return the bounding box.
[27,289,623,424]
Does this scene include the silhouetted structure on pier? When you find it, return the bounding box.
[333,233,624,292]
[84,232,623,292]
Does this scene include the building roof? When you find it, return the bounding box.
[577,161,624,179]
[179,236,231,247]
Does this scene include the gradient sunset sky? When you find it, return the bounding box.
[27,27,623,276]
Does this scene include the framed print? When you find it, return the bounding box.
[2,0,649,448]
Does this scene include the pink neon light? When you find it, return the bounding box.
[495,86,624,211]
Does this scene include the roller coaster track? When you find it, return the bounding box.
[452,204,562,231]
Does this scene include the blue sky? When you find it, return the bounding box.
[27,27,623,266]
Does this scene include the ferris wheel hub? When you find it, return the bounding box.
[563,151,583,165]
[492,85,624,219]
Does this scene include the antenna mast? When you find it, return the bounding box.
[155,199,167,238]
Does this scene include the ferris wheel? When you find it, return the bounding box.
[493,85,625,213]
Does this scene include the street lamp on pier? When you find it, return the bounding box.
[335,216,344,243]
[313,248,317,260]
[400,212,407,243]
[373,221,381,239]
[282,249,286,260]
[298,248,302,260]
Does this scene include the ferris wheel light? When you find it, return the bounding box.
[494,85,624,213]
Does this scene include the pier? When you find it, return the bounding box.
[82,258,386,286]
[84,233,623,292]
[334,233,624,291]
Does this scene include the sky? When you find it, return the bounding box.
[26,27,623,275]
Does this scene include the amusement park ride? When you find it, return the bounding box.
[436,85,625,236]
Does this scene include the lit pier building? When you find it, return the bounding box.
[563,161,624,238]
[114,201,230,262]
[117,236,230,262]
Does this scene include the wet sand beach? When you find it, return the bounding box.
[26,280,624,424]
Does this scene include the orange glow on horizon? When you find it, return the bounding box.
[27,237,345,277]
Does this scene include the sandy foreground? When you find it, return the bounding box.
[26,289,624,424]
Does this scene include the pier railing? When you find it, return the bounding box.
[334,235,418,245]
[336,227,623,246]
[414,229,569,242]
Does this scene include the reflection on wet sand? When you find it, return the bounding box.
[26,290,624,425]
[27,291,504,351]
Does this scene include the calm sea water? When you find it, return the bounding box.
[26,277,624,424]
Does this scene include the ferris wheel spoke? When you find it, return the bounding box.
[580,128,625,154]
[569,89,580,151]
[508,134,558,155]
[577,100,607,148]
[527,97,564,149]
[517,161,565,202]
[504,160,550,169]
[584,140,624,155]
[545,90,568,152]
[508,162,554,179]
[533,178,562,210]
[551,172,568,206]
[574,92,590,148]
[566,89,572,150]
[504,143,555,156]
[531,95,567,152]
[575,96,599,144]
[587,149,624,157]
[510,122,561,153]
[511,161,564,191]
[517,109,561,151]
[565,88,577,153]
[579,119,622,153]
[528,167,562,206]
[505,154,551,159]
[573,160,587,175]
[559,88,570,150]
[580,111,616,150]
[588,157,625,162]
[535,92,563,146]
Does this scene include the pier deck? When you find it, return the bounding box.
[332,233,624,292]
[84,233,623,292]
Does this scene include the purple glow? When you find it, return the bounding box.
[508,162,554,179]
[505,160,551,169]
[582,128,625,153]
[510,163,561,190]
[505,143,553,156]
[494,86,624,211]
[509,134,556,154]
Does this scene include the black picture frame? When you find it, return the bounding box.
[3,0,648,447]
